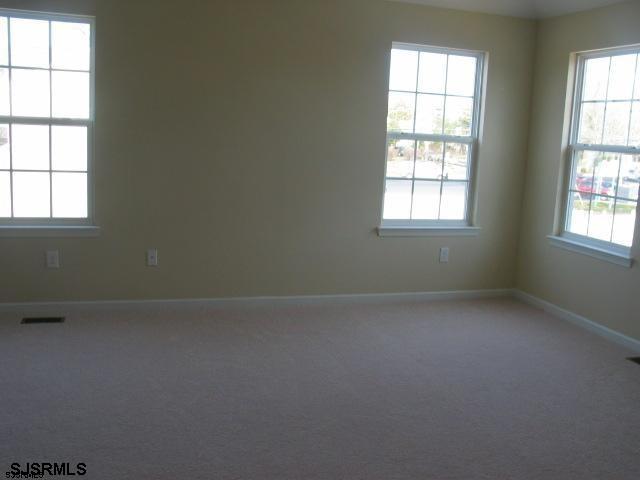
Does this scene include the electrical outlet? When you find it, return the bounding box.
[439,247,450,264]
[146,249,158,267]
[46,250,60,269]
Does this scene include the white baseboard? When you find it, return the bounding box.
[514,289,640,354]
[0,288,513,315]
[6,288,636,353]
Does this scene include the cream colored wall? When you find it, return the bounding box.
[517,1,640,340]
[0,0,536,302]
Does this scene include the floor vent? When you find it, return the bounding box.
[628,357,640,366]
[21,317,66,325]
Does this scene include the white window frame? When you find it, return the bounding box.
[556,46,640,262]
[378,43,485,236]
[0,8,96,236]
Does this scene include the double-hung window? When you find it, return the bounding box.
[563,47,640,255]
[380,43,484,230]
[0,10,94,229]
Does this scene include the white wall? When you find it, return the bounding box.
[517,0,640,340]
[0,0,536,302]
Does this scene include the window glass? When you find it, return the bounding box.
[383,45,481,224]
[566,50,640,248]
[0,12,93,223]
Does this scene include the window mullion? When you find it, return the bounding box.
[408,52,422,221]
[566,148,579,232]
[7,123,12,217]
[569,58,583,146]
[48,20,52,219]
[387,132,474,144]
[409,140,417,220]
[437,142,446,219]
[599,57,613,144]
[626,54,639,146]
[0,116,91,126]
[609,153,625,242]
[7,17,12,218]
[411,53,420,135]
[441,55,449,136]
[584,150,600,237]
[573,143,640,154]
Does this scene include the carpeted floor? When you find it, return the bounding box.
[1,297,639,479]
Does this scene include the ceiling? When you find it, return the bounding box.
[387,0,629,18]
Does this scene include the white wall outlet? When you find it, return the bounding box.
[146,249,159,267]
[46,250,60,269]
[439,247,450,264]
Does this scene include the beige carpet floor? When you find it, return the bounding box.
[1,297,639,479]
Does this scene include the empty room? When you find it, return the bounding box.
[0,0,639,478]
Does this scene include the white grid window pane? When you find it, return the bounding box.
[587,196,615,242]
[446,55,476,97]
[444,143,469,180]
[602,101,631,145]
[12,124,49,171]
[567,191,589,236]
[51,21,90,71]
[607,54,636,100]
[415,94,444,134]
[583,57,609,101]
[578,102,605,144]
[619,154,639,201]
[0,67,9,115]
[52,126,87,171]
[383,180,412,219]
[612,199,636,247]
[418,52,446,94]
[440,182,467,220]
[635,59,640,100]
[389,49,418,92]
[571,150,597,191]
[52,172,87,218]
[387,91,415,133]
[11,68,50,117]
[386,139,415,179]
[0,124,8,169]
[414,141,444,179]
[594,152,620,198]
[630,103,640,146]
[12,171,50,217]
[52,71,90,119]
[10,18,49,68]
[444,96,473,136]
[0,171,10,217]
[0,17,8,66]
[411,181,440,219]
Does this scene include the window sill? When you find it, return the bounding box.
[547,235,633,268]
[0,226,101,238]
[378,226,481,237]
